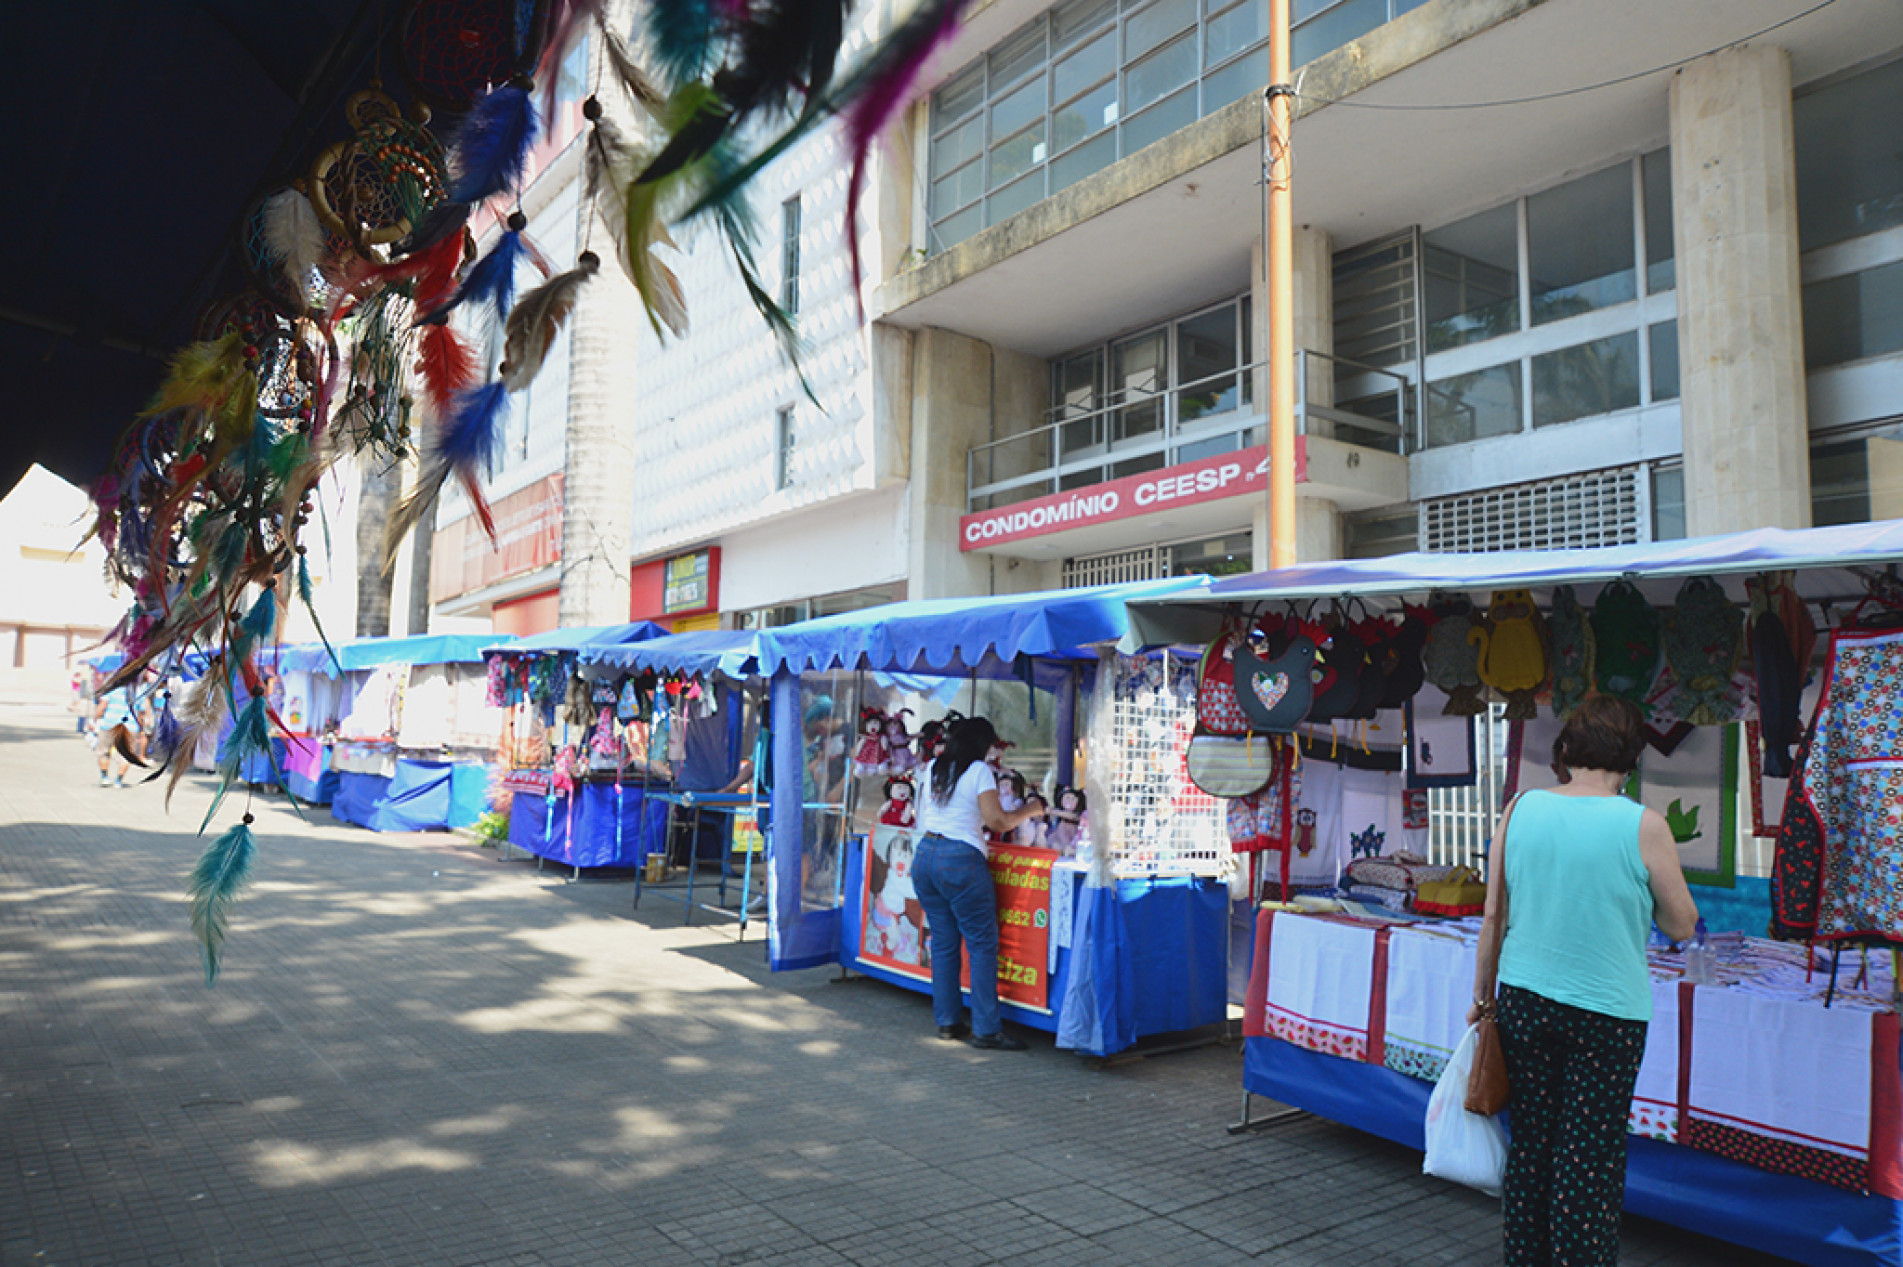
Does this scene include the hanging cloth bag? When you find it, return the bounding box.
[1196,629,1253,736]
[1423,598,1485,715]
[1233,635,1319,734]
[1664,576,1745,725]
[1590,579,1663,709]
[1470,589,1549,721]
[1547,585,1596,721]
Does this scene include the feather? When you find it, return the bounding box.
[417,224,550,326]
[327,230,466,323]
[646,0,720,89]
[416,322,477,415]
[166,667,229,809]
[296,554,342,674]
[722,0,850,118]
[204,696,273,832]
[635,83,735,188]
[240,586,276,646]
[598,25,664,112]
[446,85,540,204]
[439,379,513,475]
[535,0,613,118]
[501,256,599,390]
[616,172,691,338]
[142,332,244,417]
[261,189,328,310]
[188,819,255,985]
[104,722,149,769]
[389,200,471,259]
[381,458,457,567]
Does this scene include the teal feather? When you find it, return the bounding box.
[298,556,341,675]
[241,587,276,643]
[188,820,255,985]
[203,697,272,832]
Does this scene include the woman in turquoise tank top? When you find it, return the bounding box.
[1470,695,1699,1266]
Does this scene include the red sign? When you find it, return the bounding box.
[859,830,1055,1013]
[430,474,564,602]
[959,442,1306,550]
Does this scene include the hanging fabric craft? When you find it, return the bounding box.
[1469,589,1548,720]
[1376,607,1428,710]
[1547,585,1595,720]
[1664,576,1746,725]
[1591,580,1663,709]
[1233,630,1319,734]
[1196,629,1252,736]
[1771,625,1903,942]
[1748,572,1814,779]
[1423,597,1485,715]
[1186,731,1280,799]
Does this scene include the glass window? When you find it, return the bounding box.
[1423,205,1520,352]
[1795,58,1903,253]
[1124,33,1196,114]
[933,62,985,125]
[1112,329,1168,443]
[990,21,1047,89]
[1176,306,1241,421]
[1344,508,1419,558]
[1056,350,1103,458]
[1802,258,1903,370]
[989,120,1048,190]
[780,196,801,315]
[1528,163,1636,324]
[1207,0,1269,65]
[934,204,983,250]
[1121,85,1197,154]
[1054,79,1118,153]
[1292,0,1386,67]
[1643,149,1674,293]
[1531,332,1640,428]
[1054,0,1117,49]
[1051,130,1118,191]
[1811,438,1870,526]
[931,161,983,218]
[1651,466,1685,541]
[1111,451,1168,479]
[1171,532,1254,577]
[1126,0,1196,60]
[1203,46,1270,116]
[1054,30,1115,103]
[987,170,1046,226]
[932,115,983,174]
[1649,321,1679,402]
[1425,362,1521,448]
[990,77,1045,143]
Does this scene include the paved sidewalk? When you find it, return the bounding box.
[0,707,1786,1266]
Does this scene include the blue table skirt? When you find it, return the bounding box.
[507,781,669,868]
[368,759,451,833]
[447,763,495,830]
[1243,1037,1903,1267]
[331,771,391,827]
[839,846,1229,1053]
[287,769,340,805]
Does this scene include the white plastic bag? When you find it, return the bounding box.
[1422,1023,1509,1196]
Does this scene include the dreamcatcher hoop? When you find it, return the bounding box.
[402,0,544,110]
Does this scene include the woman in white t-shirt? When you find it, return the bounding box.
[913,716,1047,1050]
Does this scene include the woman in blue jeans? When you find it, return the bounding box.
[912,716,1046,1050]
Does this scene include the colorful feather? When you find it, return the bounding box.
[261,189,328,310]
[382,379,513,566]
[188,819,255,985]
[205,696,273,832]
[646,0,720,89]
[142,332,245,418]
[418,217,550,326]
[297,554,341,674]
[501,255,600,390]
[240,586,276,647]
[597,25,665,113]
[166,666,229,809]
[446,85,540,204]
[389,200,472,260]
[416,321,477,415]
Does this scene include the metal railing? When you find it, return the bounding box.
[967,351,1414,512]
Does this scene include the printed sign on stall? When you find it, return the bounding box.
[858,829,1057,1013]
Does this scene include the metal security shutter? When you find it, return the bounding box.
[1061,545,1168,587]
[1422,466,1643,553]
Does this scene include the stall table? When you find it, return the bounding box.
[503,770,669,872]
[1240,907,1903,1266]
[636,791,762,933]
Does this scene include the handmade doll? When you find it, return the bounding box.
[1046,786,1087,855]
[992,768,1043,846]
[852,707,890,776]
[1470,589,1549,720]
[883,709,917,773]
[878,775,916,828]
[1423,596,1485,715]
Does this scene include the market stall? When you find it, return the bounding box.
[753,577,1233,1057]
[578,629,764,922]
[1124,519,1903,1267]
[326,633,512,832]
[485,622,670,870]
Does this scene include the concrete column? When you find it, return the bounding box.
[558,192,640,627]
[906,328,1048,599]
[1669,45,1811,534]
[1252,495,1343,568]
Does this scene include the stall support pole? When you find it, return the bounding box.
[1227,1088,1306,1135]
[767,668,804,964]
[1265,0,1296,570]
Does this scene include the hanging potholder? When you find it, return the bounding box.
[1548,585,1595,720]
[1423,599,1485,714]
[1344,620,1392,720]
[1591,579,1662,708]
[1309,633,1365,725]
[1196,631,1251,736]
[1665,576,1745,725]
[1233,635,1318,733]
[1471,589,1549,720]
[1186,730,1278,799]
[1378,609,1429,709]
[1747,574,1801,778]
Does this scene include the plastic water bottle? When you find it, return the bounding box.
[1682,918,1713,985]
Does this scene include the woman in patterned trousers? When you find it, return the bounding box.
[1469,696,1699,1264]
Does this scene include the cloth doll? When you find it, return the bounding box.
[883,709,917,773]
[992,768,1042,846]
[1046,786,1087,855]
[1470,589,1549,720]
[878,775,916,828]
[1423,597,1485,715]
[852,707,890,776]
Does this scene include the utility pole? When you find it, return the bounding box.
[1266,0,1296,569]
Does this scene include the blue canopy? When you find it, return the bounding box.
[338,633,507,671]
[755,577,1208,676]
[484,621,667,658]
[1121,518,1903,650]
[580,628,761,678]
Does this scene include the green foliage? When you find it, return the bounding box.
[472,809,510,845]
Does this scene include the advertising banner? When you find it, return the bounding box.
[859,828,1056,1012]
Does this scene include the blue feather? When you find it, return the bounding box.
[441,381,512,478]
[188,820,255,985]
[447,86,540,204]
[241,587,276,643]
[646,0,718,89]
[426,229,532,325]
[203,697,272,832]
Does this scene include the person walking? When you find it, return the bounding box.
[1470,695,1699,1265]
[93,682,146,787]
[911,716,1047,1050]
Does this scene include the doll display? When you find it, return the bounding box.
[883,709,917,773]
[991,768,1044,847]
[1045,786,1088,855]
[878,775,916,828]
[852,707,890,776]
